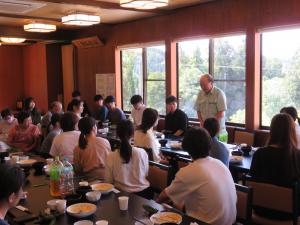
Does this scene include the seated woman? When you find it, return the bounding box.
[0,164,25,225]
[7,111,41,152]
[250,113,300,220]
[23,97,41,125]
[105,120,152,199]
[203,117,229,167]
[134,108,161,162]
[40,113,62,157]
[69,99,84,119]
[74,117,111,179]
[280,106,300,149]
[0,109,18,150]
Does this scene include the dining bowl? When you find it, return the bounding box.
[76,186,92,195]
[47,199,59,210]
[32,161,45,175]
[86,191,101,202]
[240,145,252,156]
[158,139,168,147]
[65,194,82,205]
[67,203,97,218]
[74,220,93,225]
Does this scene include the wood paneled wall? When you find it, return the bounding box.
[23,43,48,113]
[74,0,300,130]
[0,46,24,110]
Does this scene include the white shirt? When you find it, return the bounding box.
[295,123,300,150]
[134,129,161,162]
[165,157,237,225]
[50,131,80,163]
[73,137,111,179]
[105,146,150,193]
[131,104,146,127]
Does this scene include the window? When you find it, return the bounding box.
[178,39,209,118]
[213,35,246,124]
[178,35,246,124]
[121,45,166,114]
[261,28,300,126]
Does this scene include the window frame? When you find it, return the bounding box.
[120,45,166,114]
[176,35,246,127]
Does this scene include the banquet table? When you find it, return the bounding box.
[9,171,208,225]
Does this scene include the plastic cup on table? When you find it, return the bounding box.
[118,196,129,210]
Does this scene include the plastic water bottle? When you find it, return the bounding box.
[218,129,228,143]
[60,157,74,197]
[49,156,63,197]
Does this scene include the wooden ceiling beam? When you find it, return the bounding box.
[0,25,74,41]
[33,0,165,13]
[0,13,60,22]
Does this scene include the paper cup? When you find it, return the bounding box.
[118,196,129,211]
[56,199,67,213]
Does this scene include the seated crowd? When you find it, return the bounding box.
[1,89,300,224]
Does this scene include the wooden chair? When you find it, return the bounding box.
[147,161,172,193]
[235,183,253,225]
[234,130,254,146]
[176,156,192,169]
[245,178,299,225]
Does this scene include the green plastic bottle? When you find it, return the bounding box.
[49,156,63,197]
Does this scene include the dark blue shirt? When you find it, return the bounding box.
[210,137,229,167]
[92,106,108,122]
[0,219,9,225]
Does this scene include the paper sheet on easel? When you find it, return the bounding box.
[95,73,116,97]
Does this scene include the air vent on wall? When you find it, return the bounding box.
[72,36,104,49]
[0,0,46,14]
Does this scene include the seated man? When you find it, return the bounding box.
[0,164,25,225]
[164,95,188,136]
[130,95,146,127]
[203,117,229,167]
[50,112,80,163]
[157,127,236,225]
[92,95,108,122]
[7,111,41,152]
[0,109,18,150]
[105,96,126,125]
[41,101,63,137]
[40,113,62,157]
[67,90,90,117]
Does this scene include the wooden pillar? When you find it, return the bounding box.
[165,39,177,97]
[245,28,261,131]
[115,48,122,108]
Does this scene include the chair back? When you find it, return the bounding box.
[235,183,253,224]
[246,178,298,225]
[176,156,192,168]
[148,161,171,193]
[234,130,254,146]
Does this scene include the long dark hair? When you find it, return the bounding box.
[268,113,300,178]
[78,117,96,150]
[138,108,158,133]
[117,120,134,163]
[280,106,300,125]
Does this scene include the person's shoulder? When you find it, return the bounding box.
[95,136,110,145]
[132,146,147,156]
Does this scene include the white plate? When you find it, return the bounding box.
[67,203,97,218]
[167,141,182,149]
[91,183,114,194]
[150,212,182,224]
[17,159,37,166]
[134,218,153,225]
[74,220,93,225]
[230,155,243,164]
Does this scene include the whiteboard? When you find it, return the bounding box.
[95,73,116,97]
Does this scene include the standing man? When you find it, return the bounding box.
[194,74,227,137]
